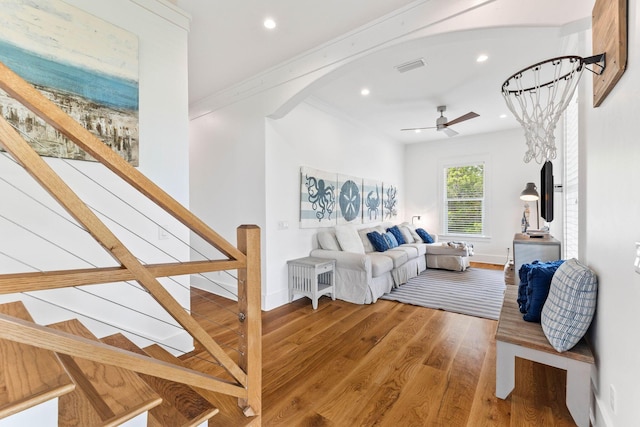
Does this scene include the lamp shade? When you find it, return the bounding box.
[520,182,539,201]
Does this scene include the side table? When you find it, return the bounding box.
[287,257,336,309]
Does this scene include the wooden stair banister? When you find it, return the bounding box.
[0,301,75,420]
[0,58,262,422]
[101,333,219,427]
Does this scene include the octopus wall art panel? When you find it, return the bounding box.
[362,178,383,224]
[382,183,399,221]
[337,174,362,225]
[300,167,337,228]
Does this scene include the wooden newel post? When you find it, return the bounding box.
[237,225,262,418]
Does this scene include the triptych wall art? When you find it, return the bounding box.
[300,166,398,228]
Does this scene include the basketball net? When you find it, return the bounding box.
[502,56,585,164]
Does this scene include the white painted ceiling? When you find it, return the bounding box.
[176,0,595,143]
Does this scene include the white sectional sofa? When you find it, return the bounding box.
[309,222,473,305]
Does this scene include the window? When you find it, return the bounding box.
[443,163,485,236]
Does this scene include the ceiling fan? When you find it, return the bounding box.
[401,105,479,137]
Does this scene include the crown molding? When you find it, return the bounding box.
[130,0,191,31]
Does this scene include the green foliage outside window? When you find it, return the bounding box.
[445,164,484,235]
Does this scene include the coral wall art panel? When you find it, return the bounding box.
[337,174,362,225]
[0,0,140,165]
[300,167,337,228]
[382,183,399,221]
[362,179,382,224]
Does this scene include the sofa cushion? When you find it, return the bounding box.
[368,253,394,277]
[380,249,408,268]
[317,231,341,251]
[386,225,406,245]
[416,228,435,243]
[358,227,376,253]
[335,225,365,254]
[402,223,422,243]
[384,232,399,248]
[398,226,414,246]
[366,231,389,252]
[541,258,598,352]
[391,246,418,258]
[522,260,565,323]
[402,242,427,256]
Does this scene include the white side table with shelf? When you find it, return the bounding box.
[287,257,336,309]
[513,233,562,286]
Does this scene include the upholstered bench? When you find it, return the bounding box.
[424,242,473,271]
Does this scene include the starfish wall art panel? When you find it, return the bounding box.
[337,174,362,225]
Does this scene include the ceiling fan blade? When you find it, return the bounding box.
[442,127,458,137]
[400,126,436,131]
[445,111,479,127]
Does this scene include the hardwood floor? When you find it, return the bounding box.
[188,265,578,426]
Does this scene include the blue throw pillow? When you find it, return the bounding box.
[522,260,565,322]
[517,263,535,313]
[366,231,389,252]
[386,225,406,245]
[384,232,399,248]
[415,228,434,244]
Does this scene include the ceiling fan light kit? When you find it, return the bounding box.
[501,0,626,164]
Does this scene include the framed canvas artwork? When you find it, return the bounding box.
[337,174,362,225]
[300,167,337,228]
[362,178,382,223]
[382,183,399,221]
[0,0,140,165]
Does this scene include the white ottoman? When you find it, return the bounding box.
[425,242,473,271]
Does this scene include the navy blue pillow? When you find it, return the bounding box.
[384,232,399,248]
[367,231,389,252]
[387,225,406,245]
[522,260,565,322]
[517,263,535,313]
[415,228,434,244]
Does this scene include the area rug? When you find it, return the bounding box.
[381,268,506,320]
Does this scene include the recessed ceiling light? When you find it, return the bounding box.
[414,129,422,134]
[360,88,370,96]
[477,54,488,63]
[264,18,276,29]
[499,114,507,119]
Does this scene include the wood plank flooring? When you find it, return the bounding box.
[189,264,578,426]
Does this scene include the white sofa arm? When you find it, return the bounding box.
[310,249,371,274]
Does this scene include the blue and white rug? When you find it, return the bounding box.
[381,267,506,320]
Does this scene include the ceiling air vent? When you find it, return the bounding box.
[395,58,426,73]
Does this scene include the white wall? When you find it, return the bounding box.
[404,127,564,264]
[0,0,192,351]
[579,2,640,424]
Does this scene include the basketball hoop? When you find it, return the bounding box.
[501,55,604,164]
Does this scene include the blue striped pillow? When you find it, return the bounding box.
[384,232,399,248]
[541,258,598,352]
[366,231,389,252]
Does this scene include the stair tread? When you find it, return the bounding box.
[102,333,219,427]
[47,319,162,427]
[146,344,258,427]
[0,301,75,419]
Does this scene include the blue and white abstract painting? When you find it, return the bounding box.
[0,0,140,165]
[300,167,337,228]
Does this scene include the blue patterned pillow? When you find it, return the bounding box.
[541,258,598,352]
[415,228,434,244]
[384,232,399,248]
[366,231,388,252]
[386,225,406,245]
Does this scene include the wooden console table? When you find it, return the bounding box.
[495,286,594,427]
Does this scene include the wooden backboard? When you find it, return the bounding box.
[592,0,627,107]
